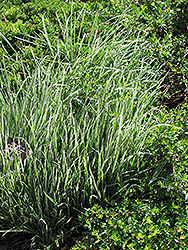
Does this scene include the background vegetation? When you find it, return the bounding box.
[0,0,188,249]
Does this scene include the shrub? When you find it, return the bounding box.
[73,196,188,249]
[137,0,188,95]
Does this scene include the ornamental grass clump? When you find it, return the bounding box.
[0,7,176,249]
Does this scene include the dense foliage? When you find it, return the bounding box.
[73,195,188,249]
[0,0,187,249]
[1,0,188,96]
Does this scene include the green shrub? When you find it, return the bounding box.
[137,0,188,93]
[73,196,188,249]
[151,104,188,194]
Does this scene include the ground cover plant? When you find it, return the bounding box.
[72,196,188,249]
[0,0,188,249]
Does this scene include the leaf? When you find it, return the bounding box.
[180,234,186,240]
[43,192,58,206]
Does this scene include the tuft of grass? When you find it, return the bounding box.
[0,7,181,249]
